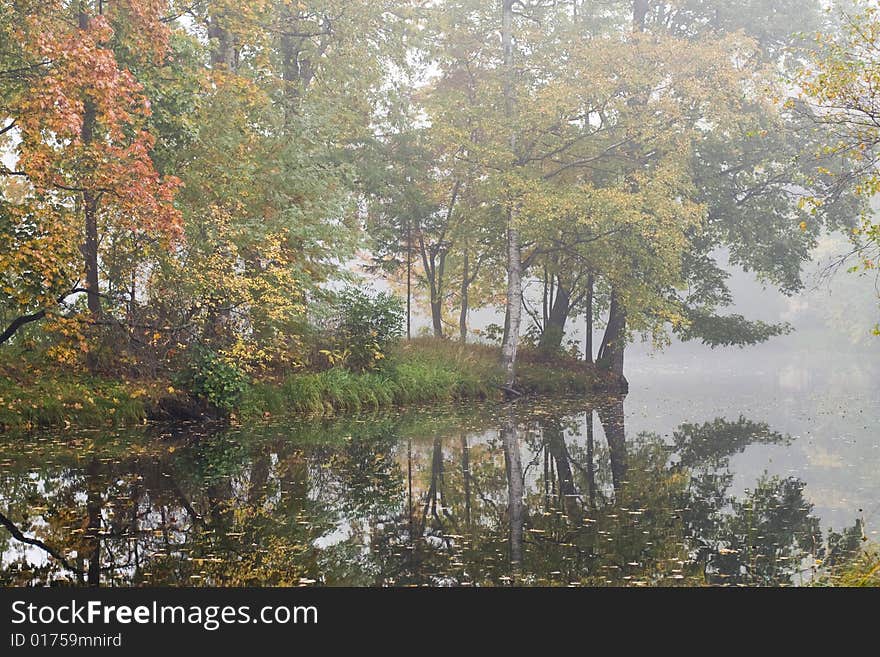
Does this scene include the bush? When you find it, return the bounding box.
[325,287,404,372]
[177,346,249,412]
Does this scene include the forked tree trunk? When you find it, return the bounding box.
[538,282,571,352]
[418,235,446,339]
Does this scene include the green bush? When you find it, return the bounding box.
[326,287,404,372]
[177,346,249,412]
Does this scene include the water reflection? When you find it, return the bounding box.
[0,399,863,586]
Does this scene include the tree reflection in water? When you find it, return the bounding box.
[0,400,863,586]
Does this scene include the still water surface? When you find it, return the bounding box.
[0,341,877,586]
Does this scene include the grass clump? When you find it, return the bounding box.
[241,338,500,419]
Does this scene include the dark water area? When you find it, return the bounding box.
[2,336,877,586]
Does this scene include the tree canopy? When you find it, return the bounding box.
[0,0,873,386]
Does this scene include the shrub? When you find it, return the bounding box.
[325,287,404,372]
[177,346,249,412]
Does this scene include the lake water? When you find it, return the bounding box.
[1,334,876,586]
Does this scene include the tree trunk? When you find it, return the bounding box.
[459,250,469,342]
[82,188,101,320]
[430,288,444,338]
[418,236,445,339]
[79,11,102,322]
[597,287,626,381]
[501,215,522,387]
[208,11,237,71]
[499,0,522,391]
[584,273,594,363]
[633,0,650,31]
[407,439,414,531]
[538,281,570,352]
[248,454,271,505]
[406,220,412,339]
[425,437,444,523]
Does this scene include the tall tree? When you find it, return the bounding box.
[499,0,522,390]
[0,0,181,355]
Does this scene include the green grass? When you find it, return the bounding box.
[239,338,617,420]
[1,338,617,429]
[0,370,148,430]
[240,339,499,419]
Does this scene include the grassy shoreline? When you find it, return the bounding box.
[0,338,622,432]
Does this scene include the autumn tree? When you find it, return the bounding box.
[0,0,181,361]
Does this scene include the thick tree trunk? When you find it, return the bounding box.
[278,6,316,122]
[597,287,626,380]
[248,454,271,505]
[208,12,237,71]
[82,188,101,320]
[499,0,522,391]
[79,11,102,322]
[424,437,445,523]
[430,294,444,338]
[633,0,650,30]
[501,217,521,388]
[538,282,570,352]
